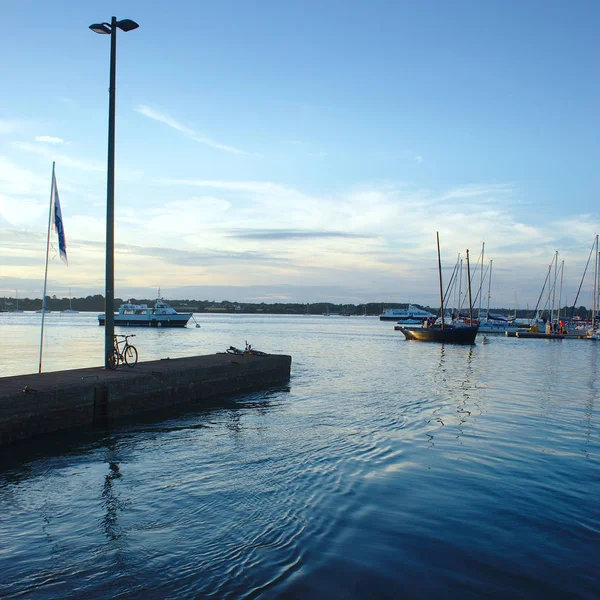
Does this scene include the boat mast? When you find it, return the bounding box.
[466,249,473,326]
[597,244,600,327]
[453,253,460,319]
[436,231,445,329]
[593,235,598,330]
[458,258,463,318]
[478,242,484,319]
[551,250,558,326]
[545,262,552,321]
[486,259,492,321]
[558,260,564,325]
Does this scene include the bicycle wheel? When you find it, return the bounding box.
[107,348,120,370]
[124,344,138,367]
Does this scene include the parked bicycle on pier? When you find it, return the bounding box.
[108,334,138,369]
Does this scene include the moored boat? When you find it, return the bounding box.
[478,319,518,335]
[399,324,479,344]
[398,233,478,344]
[98,298,192,327]
[380,304,436,321]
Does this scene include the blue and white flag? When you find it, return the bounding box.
[51,170,68,266]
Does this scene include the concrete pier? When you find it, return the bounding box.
[0,353,292,447]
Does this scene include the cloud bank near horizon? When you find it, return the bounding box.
[1,134,599,307]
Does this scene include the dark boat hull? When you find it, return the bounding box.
[399,325,479,344]
[98,317,190,328]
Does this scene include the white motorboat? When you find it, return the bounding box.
[380,304,436,322]
[478,319,519,335]
[98,298,192,328]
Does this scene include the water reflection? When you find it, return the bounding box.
[583,343,598,458]
[102,462,123,541]
[425,344,479,447]
[101,438,124,542]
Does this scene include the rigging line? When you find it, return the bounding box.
[442,258,460,308]
[531,261,552,319]
[470,261,491,311]
[569,236,597,322]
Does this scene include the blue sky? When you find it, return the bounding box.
[1,0,599,308]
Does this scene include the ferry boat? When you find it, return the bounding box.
[379,304,436,322]
[98,298,192,328]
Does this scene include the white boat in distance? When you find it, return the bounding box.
[98,298,192,328]
[379,304,437,322]
[477,318,519,335]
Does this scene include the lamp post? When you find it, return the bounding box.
[90,17,139,369]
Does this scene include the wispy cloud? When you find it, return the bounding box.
[227,229,369,241]
[35,136,65,144]
[155,178,294,194]
[436,183,513,203]
[12,142,104,172]
[135,105,251,155]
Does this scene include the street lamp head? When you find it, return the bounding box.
[89,22,111,34]
[116,19,139,32]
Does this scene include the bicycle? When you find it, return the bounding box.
[108,334,138,369]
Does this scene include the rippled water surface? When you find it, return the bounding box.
[0,313,599,598]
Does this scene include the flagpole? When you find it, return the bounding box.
[39,162,55,373]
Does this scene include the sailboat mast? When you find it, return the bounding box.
[593,235,598,329]
[597,246,600,327]
[478,242,484,319]
[545,263,552,320]
[466,249,473,326]
[486,260,492,320]
[551,250,558,326]
[458,258,463,318]
[436,231,445,329]
[558,260,564,325]
[39,161,55,374]
[453,253,460,319]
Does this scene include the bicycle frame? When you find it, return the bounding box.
[108,334,138,369]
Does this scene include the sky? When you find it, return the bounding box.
[1,0,600,309]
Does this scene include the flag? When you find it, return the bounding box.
[51,170,68,266]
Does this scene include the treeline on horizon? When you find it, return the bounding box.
[0,294,596,320]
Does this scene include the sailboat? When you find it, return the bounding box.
[398,232,479,344]
[9,290,23,313]
[62,288,79,313]
[477,260,518,334]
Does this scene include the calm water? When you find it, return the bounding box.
[0,313,598,599]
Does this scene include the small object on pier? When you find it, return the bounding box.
[226,346,245,355]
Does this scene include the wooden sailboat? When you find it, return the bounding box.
[398,232,479,344]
